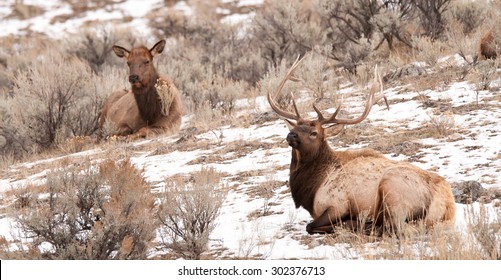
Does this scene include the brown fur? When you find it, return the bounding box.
[479,30,500,60]
[285,119,456,235]
[98,40,182,140]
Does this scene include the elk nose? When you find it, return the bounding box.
[286,132,298,143]
[129,74,139,83]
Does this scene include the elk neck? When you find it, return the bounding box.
[132,74,162,123]
[289,140,340,213]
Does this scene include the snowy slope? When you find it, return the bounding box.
[0,0,500,260]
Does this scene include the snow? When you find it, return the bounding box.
[0,0,264,37]
[3,82,498,259]
[0,0,168,37]
[221,0,264,6]
[221,12,255,26]
[0,0,500,261]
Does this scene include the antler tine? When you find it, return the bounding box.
[290,92,302,119]
[267,55,305,120]
[374,66,390,110]
[313,101,342,123]
[312,103,325,122]
[319,65,385,126]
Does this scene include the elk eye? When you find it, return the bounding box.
[143,60,150,65]
[310,132,318,137]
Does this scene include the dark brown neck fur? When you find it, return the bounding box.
[289,140,385,214]
[289,141,339,213]
[133,74,161,124]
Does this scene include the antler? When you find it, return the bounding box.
[314,65,388,126]
[268,55,389,125]
[267,55,305,120]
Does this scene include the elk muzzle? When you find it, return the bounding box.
[129,74,140,84]
[287,132,300,148]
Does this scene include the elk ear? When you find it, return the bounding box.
[150,40,166,57]
[324,123,344,137]
[284,119,297,131]
[112,45,130,58]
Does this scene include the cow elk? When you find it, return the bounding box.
[98,40,182,140]
[268,56,456,235]
[479,29,500,60]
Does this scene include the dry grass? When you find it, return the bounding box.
[1,0,501,260]
[316,205,501,260]
[56,136,95,154]
[426,110,456,137]
[246,174,286,219]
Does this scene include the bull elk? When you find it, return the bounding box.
[98,40,182,140]
[268,56,456,234]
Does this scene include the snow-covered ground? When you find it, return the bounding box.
[0,0,500,261]
[0,0,263,37]
[1,84,499,259]
[0,0,164,37]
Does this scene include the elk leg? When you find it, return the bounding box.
[117,125,133,136]
[306,208,343,234]
[307,225,336,234]
[342,219,376,235]
[128,127,149,140]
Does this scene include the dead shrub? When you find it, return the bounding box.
[204,76,247,115]
[317,0,415,70]
[251,0,321,67]
[446,0,488,35]
[148,9,188,38]
[157,37,260,123]
[153,13,265,85]
[12,186,34,210]
[412,36,447,67]
[337,38,375,73]
[188,102,226,134]
[157,167,227,259]
[0,36,49,93]
[2,51,94,152]
[66,27,120,73]
[426,110,456,137]
[468,59,500,92]
[157,44,242,130]
[297,52,340,100]
[6,159,156,259]
[413,0,451,40]
[445,19,479,68]
[258,58,302,113]
[0,51,123,158]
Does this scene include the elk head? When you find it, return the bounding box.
[112,40,166,92]
[268,56,388,161]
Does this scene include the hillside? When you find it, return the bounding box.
[0,0,500,260]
